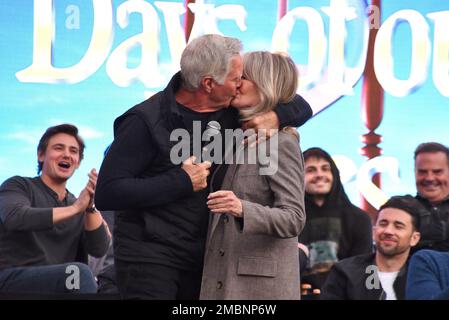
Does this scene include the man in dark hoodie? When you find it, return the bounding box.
[321,195,422,300]
[298,147,373,291]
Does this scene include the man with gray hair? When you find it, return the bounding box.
[413,142,449,252]
[95,34,312,299]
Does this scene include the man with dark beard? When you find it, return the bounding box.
[321,195,422,300]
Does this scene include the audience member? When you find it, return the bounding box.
[298,147,372,290]
[0,124,110,295]
[413,142,449,252]
[406,249,449,299]
[321,195,421,300]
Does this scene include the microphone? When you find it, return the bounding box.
[202,120,221,162]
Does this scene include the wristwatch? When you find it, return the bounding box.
[86,204,97,214]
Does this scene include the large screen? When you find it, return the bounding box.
[0,0,448,209]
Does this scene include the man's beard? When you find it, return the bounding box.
[376,242,408,257]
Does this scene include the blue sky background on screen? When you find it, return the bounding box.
[0,0,447,208]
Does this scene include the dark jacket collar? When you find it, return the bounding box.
[159,72,230,131]
[366,253,408,300]
[160,72,183,117]
[416,193,449,208]
[159,72,184,130]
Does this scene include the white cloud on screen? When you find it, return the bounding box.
[7,131,40,145]
[21,95,67,108]
[47,119,104,140]
[78,126,104,139]
[244,39,272,52]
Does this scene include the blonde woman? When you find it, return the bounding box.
[200,52,306,300]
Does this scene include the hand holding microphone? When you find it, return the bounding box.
[181,121,221,192]
[202,120,221,162]
[182,156,211,192]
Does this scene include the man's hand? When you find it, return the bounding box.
[241,111,279,146]
[73,168,97,213]
[242,110,280,131]
[82,168,108,232]
[53,169,99,224]
[207,190,243,218]
[181,156,211,192]
[87,168,98,192]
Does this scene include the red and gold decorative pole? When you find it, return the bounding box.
[184,0,196,42]
[360,0,384,222]
[278,0,288,20]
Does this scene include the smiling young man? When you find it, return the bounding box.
[321,195,421,300]
[413,142,449,252]
[0,124,110,295]
[298,148,372,291]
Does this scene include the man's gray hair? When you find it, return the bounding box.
[180,34,242,91]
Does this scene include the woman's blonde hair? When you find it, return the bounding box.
[239,51,298,121]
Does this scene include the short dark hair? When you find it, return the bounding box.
[303,147,332,163]
[378,195,423,231]
[37,124,85,174]
[414,142,449,167]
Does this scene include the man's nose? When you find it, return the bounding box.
[62,148,70,157]
[423,173,435,182]
[383,224,395,235]
[310,175,322,184]
[315,170,324,178]
[236,77,242,87]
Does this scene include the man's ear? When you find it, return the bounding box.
[201,76,214,93]
[410,231,421,247]
[37,151,44,163]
